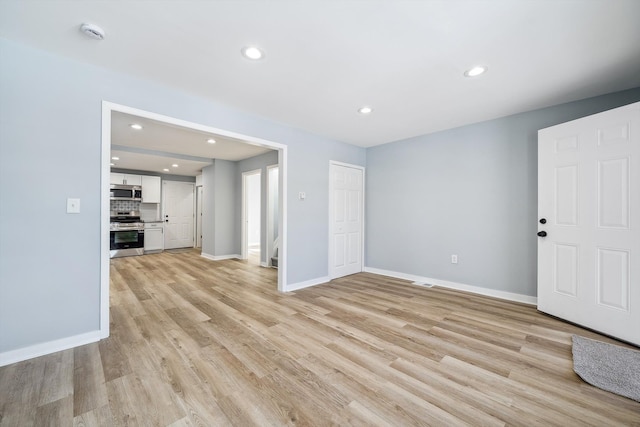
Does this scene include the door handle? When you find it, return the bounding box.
[539,218,547,224]
[537,231,547,237]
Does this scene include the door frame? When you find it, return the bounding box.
[101,101,288,339]
[195,185,203,248]
[162,180,196,249]
[266,164,279,267]
[241,169,262,261]
[328,160,365,280]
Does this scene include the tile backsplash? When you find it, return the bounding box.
[110,201,159,221]
[110,200,140,212]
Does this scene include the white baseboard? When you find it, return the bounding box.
[260,261,269,268]
[200,252,241,261]
[363,267,537,306]
[0,330,103,367]
[285,275,330,292]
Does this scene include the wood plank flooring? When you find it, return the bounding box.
[1,249,639,426]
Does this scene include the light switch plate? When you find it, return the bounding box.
[298,191,306,200]
[67,198,81,213]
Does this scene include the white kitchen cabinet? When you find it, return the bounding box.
[144,222,164,253]
[110,173,124,185]
[141,175,161,203]
[110,173,142,186]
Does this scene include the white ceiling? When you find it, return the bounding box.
[1,1,639,147]
[110,111,271,176]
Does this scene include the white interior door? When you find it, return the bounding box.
[329,162,364,279]
[163,181,195,250]
[241,170,261,262]
[538,101,640,345]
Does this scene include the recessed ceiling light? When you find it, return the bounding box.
[80,23,105,40]
[130,124,143,130]
[163,168,170,172]
[111,156,119,160]
[242,46,264,60]
[207,138,216,144]
[172,164,179,168]
[110,163,115,166]
[464,65,487,77]
[358,106,373,115]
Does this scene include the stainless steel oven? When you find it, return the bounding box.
[110,211,144,258]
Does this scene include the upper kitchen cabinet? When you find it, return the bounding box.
[141,175,161,203]
[110,173,142,186]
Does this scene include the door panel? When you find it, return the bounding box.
[538,101,640,345]
[598,157,629,228]
[330,163,363,279]
[553,243,578,297]
[555,164,578,226]
[596,248,629,311]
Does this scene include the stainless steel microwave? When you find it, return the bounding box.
[110,184,142,201]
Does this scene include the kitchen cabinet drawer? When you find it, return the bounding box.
[144,222,163,229]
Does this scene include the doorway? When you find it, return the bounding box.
[101,101,289,339]
[242,169,261,264]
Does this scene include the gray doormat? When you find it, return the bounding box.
[572,335,640,402]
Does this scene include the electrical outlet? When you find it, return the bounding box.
[451,254,458,264]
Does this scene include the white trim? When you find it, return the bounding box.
[285,276,331,292]
[196,186,203,248]
[100,104,111,339]
[266,164,279,268]
[278,149,288,292]
[328,161,365,280]
[260,262,269,268]
[201,252,241,261]
[0,330,102,367]
[363,267,538,305]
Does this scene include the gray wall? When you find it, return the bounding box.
[212,159,238,256]
[0,38,365,355]
[366,87,640,297]
[201,163,216,257]
[237,151,279,264]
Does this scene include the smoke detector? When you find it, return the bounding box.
[80,23,105,40]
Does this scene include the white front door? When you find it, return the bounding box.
[329,163,364,279]
[538,102,640,345]
[163,181,195,250]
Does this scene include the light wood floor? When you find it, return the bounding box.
[1,250,639,426]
